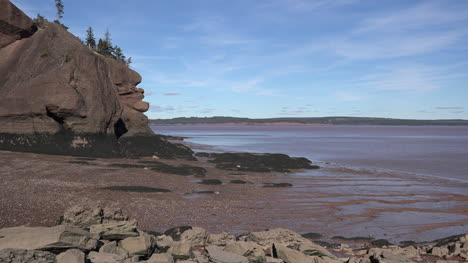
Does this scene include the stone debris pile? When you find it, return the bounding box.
[0,205,466,263]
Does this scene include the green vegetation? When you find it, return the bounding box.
[33,14,47,28]
[63,54,72,63]
[85,27,96,49]
[149,116,468,126]
[88,28,132,66]
[40,49,50,58]
[53,0,68,29]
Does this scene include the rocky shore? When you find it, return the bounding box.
[0,205,466,263]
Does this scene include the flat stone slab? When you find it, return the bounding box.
[206,245,248,263]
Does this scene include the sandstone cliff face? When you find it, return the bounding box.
[0,0,193,159]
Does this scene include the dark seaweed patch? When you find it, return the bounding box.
[198,179,223,185]
[75,157,97,161]
[230,180,250,184]
[196,152,318,172]
[302,233,323,240]
[109,163,147,169]
[263,183,293,188]
[101,186,171,193]
[332,236,374,241]
[68,161,93,165]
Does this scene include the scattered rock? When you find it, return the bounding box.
[168,242,192,260]
[88,251,127,263]
[244,228,334,259]
[99,241,129,257]
[369,250,416,263]
[56,249,86,263]
[90,219,139,240]
[0,225,97,251]
[0,248,55,263]
[207,232,236,246]
[164,226,193,241]
[224,241,265,259]
[146,253,174,263]
[179,227,208,246]
[206,245,249,263]
[119,232,156,257]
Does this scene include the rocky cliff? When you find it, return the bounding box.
[0,0,193,159]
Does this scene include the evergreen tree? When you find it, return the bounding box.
[126,57,132,66]
[33,14,47,28]
[114,46,126,63]
[85,26,96,49]
[54,0,64,21]
[104,29,112,46]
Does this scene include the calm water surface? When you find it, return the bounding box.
[153,125,468,182]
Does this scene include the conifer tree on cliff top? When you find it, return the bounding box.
[55,0,64,21]
[85,26,96,49]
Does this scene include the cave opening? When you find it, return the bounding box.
[114,119,128,138]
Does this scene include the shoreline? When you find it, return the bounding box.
[0,148,466,245]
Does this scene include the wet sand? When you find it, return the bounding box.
[0,149,467,244]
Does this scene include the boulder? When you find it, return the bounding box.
[168,242,192,260]
[155,235,174,250]
[0,225,97,251]
[146,253,174,263]
[346,257,371,263]
[179,227,207,246]
[61,204,105,228]
[119,232,156,257]
[0,248,56,263]
[56,249,86,263]
[164,226,192,241]
[88,251,127,263]
[99,241,129,257]
[206,245,248,263]
[369,251,416,263]
[207,232,236,246]
[245,228,334,259]
[90,219,139,240]
[224,241,265,259]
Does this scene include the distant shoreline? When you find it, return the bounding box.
[150,116,468,126]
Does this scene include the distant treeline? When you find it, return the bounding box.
[149,116,468,126]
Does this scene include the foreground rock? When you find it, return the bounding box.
[0,204,467,263]
[195,152,320,172]
[0,225,97,251]
[0,0,193,159]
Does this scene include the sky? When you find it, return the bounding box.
[11,0,468,120]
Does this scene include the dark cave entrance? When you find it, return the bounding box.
[114,119,128,138]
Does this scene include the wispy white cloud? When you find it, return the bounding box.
[356,66,440,91]
[164,92,181,96]
[335,91,366,102]
[332,1,468,60]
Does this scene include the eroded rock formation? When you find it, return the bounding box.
[0,0,193,159]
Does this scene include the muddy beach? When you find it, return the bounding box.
[0,148,466,245]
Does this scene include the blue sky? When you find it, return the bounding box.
[12,0,468,119]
